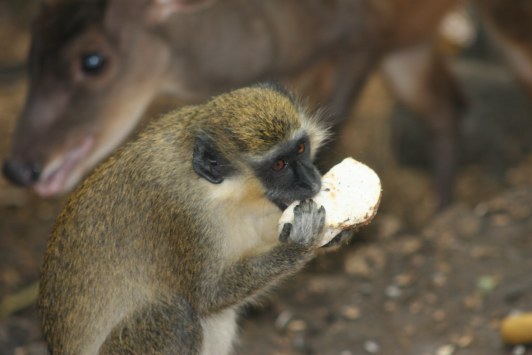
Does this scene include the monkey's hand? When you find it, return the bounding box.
[196,199,325,312]
[278,158,381,247]
[279,199,325,248]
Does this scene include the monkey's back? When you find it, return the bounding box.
[37,86,306,353]
[38,112,212,353]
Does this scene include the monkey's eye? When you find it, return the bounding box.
[80,52,106,75]
[272,159,287,171]
[297,143,305,154]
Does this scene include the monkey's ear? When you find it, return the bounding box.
[192,135,232,184]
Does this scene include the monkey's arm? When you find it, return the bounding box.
[99,296,202,355]
[198,200,325,314]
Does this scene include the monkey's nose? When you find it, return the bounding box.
[2,159,41,186]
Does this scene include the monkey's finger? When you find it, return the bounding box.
[279,223,292,243]
[318,206,326,232]
[293,204,302,218]
[300,199,313,213]
[297,201,305,215]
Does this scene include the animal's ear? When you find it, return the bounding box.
[148,0,217,23]
[192,134,233,184]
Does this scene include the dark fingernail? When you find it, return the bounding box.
[279,223,292,242]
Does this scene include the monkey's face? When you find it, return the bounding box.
[252,133,321,210]
[190,84,326,211]
[192,130,321,211]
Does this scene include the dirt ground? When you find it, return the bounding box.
[1,3,532,355]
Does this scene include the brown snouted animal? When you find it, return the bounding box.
[3,0,532,209]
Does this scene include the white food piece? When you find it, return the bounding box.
[278,157,381,246]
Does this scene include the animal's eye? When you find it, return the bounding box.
[297,143,305,154]
[80,52,106,75]
[272,159,287,171]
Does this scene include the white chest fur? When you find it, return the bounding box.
[220,202,281,262]
[201,308,238,355]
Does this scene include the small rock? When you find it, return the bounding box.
[384,301,397,313]
[398,237,422,254]
[489,213,512,227]
[409,301,423,315]
[385,284,402,299]
[363,340,380,354]
[436,344,455,355]
[394,272,415,287]
[477,275,498,294]
[432,309,446,322]
[463,293,483,311]
[287,319,307,332]
[274,310,293,331]
[425,293,438,305]
[512,345,526,355]
[470,245,498,259]
[359,283,373,296]
[456,215,481,238]
[344,246,386,277]
[341,306,361,320]
[432,272,447,288]
[474,202,489,217]
[344,254,371,277]
[292,332,307,351]
[454,333,474,348]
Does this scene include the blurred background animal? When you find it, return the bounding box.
[3,0,531,209]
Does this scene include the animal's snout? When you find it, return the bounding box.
[2,159,41,186]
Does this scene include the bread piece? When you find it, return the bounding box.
[278,158,381,246]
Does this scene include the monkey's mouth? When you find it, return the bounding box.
[34,137,95,197]
[268,191,297,211]
[275,200,295,211]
